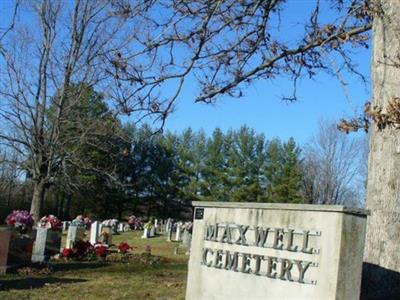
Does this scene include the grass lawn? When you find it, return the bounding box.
[0,231,188,300]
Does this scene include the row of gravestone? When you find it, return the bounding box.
[0,220,129,274]
[0,226,63,274]
[0,217,192,274]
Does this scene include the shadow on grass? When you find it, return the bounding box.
[0,277,86,291]
[360,262,400,300]
[100,260,188,275]
[52,262,106,272]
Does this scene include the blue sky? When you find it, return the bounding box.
[0,0,371,145]
[160,0,372,144]
[163,52,370,145]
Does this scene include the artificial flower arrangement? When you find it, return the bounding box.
[99,228,113,245]
[71,215,92,229]
[83,217,92,229]
[60,240,99,261]
[5,210,34,234]
[128,215,143,230]
[143,221,153,230]
[94,243,109,259]
[182,221,193,233]
[143,217,155,230]
[70,215,85,227]
[38,214,62,230]
[101,219,118,227]
[117,242,132,254]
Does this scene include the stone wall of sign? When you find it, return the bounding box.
[186,202,369,300]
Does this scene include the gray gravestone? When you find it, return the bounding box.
[32,228,61,263]
[0,229,34,274]
[66,226,85,248]
[150,226,155,237]
[0,230,12,274]
[182,230,192,250]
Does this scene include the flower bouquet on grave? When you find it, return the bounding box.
[70,215,85,227]
[128,215,143,230]
[102,219,119,234]
[83,217,92,229]
[6,210,34,235]
[182,222,193,234]
[143,220,153,230]
[74,240,94,260]
[117,242,132,254]
[38,215,62,231]
[70,215,92,229]
[60,248,74,261]
[94,243,109,261]
[99,230,111,245]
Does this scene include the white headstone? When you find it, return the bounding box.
[186,202,369,300]
[175,223,182,241]
[166,219,172,233]
[150,227,155,237]
[142,228,149,239]
[167,228,172,242]
[182,230,192,250]
[154,219,158,234]
[118,223,124,232]
[90,221,100,245]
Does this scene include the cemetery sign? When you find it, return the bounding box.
[186,202,369,300]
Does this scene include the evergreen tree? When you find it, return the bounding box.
[265,138,302,203]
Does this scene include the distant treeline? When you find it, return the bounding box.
[0,86,364,221]
[0,124,307,221]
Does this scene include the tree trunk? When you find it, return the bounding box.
[30,180,46,222]
[65,193,72,219]
[362,1,400,299]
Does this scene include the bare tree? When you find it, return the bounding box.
[0,148,21,207]
[301,121,366,206]
[0,0,161,221]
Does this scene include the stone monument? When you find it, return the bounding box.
[175,222,182,241]
[66,226,85,249]
[0,229,34,274]
[142,228,150,239]
[90,221,100,245]
[186,202,369,300]
[32,228,62,263]
[100,226,113,246]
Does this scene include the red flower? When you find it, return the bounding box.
[62,248,73,258]
[74,240,93,258]
[117,242,131,254]
[95,245,108,258]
